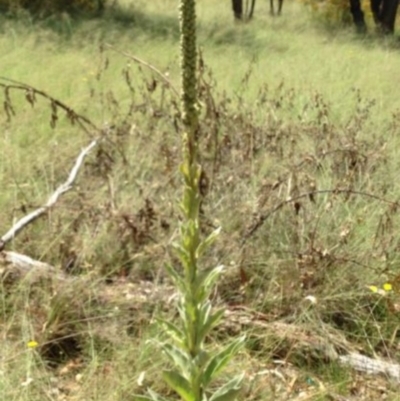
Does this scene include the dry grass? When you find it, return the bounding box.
[2,1,400,400]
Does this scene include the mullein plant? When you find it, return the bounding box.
[135,1,244,401]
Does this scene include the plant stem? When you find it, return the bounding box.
[179,0,199,164]
[179,0,203,398]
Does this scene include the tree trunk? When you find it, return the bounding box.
[349,0,367,32]
[248,0,256,19]
[379,0,399,33]
[232,0,243,19]
[371,0,382,23]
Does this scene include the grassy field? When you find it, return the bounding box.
[2,1,400,400]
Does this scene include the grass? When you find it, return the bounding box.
[2,0,400,400]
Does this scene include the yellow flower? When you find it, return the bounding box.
[383,283,393,292]
[27,341,38,349]
[369,285,378,293]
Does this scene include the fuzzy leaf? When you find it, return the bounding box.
[186,220,200,249]
[162,343,192,375]
[179,162,190,180]
[198,308,225,342]
[171,242,190,269]
[182,189,201,220]
[194,302,212,345]
[194,349,210,370]
[196,227,221,258]
[164,263,185,293]
[199,301,212,327]
[203,337,245,387]
[182,295,197,321]
[202,265,224,288]
[195,265,225,302]
[209,388,241,401]
[181,188,196,216]
[157,319,185,348]
[163,370,195,401]
[209,374,244,401]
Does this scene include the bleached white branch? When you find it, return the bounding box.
[1,139,97,247]
[0,250,67,281]
[339,353,400,382]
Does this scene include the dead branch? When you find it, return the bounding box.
[105,44,180,98]
[339,353,400,382]
[0,77,98,133]
[0,139,98,250]
[242,188,400,246]
[0,250,67,283]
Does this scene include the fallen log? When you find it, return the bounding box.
[0,250,66,283]
[339,352,400,382]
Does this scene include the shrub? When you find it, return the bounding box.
[0,0,107,16]
[302,0,373,27]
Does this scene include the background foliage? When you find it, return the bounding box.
[0,0,107,15]
[303,0,374,25]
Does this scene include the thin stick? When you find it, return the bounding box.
[242,188,400,246]
[0,139,97,249]
[0,77,98,133]
[105,44,180,97]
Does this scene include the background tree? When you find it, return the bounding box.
[0,0,106,15]
[232,0,243,19]
[372,0,399,33]
[349,0,399,32]
[231,0,256,20]
[308,0,399,33]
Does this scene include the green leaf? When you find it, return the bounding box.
[203,337,245,387]
[192,163,202,179]
[164,263,185,293]
[182,190,201,220]
[202,265,224,288]
[198,308,225,342]
[195,265,225,302]
[196,227,221,258]
[194,301,213,345]
[186,220,200,249]
[198,301,212,327]
[163,370,195,401]
[194,349,210,370]
[171,243,190,269]
[179,162,190,179]
[209,388,240,401]
[157,319,185,348]
[182,295,197,321]
[177,300,191,327]
[182,188,197,216]
[209,374,244,401]
[162,343,192,375]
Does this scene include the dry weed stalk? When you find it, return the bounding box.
[135,1,243,401]
[0,78,102,276]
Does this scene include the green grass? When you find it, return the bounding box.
[2,1,400,400]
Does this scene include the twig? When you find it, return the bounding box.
[105,44,180,97]
[242,188,400,246]
[0,77,99,133]
[0,139,98,249]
